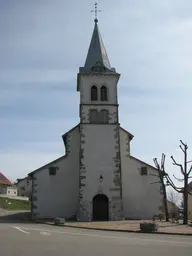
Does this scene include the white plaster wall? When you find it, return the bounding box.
[32,126,80,219]
[120,128,162,219]
[119,128,130,155]
[79,75,119,104]
[7,187,18,196]
[80,124,120,203]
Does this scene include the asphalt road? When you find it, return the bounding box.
[0,222,192,256]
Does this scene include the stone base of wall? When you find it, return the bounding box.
[77,198,124,222]
[110,198,124,221]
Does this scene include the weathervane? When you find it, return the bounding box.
[91,2,101,23]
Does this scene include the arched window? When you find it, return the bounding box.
[100,86,108,101]
[91,85,98,101]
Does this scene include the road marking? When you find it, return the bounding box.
[18,227,192,246]
[40,231,51,236]
[12,226,30,235]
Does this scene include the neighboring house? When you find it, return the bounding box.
[188,181,192,221]
[16,176,32,198]
[6,186,18,197]
[28,18,163,221]
[0,172,17,197]
[0,172,12,194]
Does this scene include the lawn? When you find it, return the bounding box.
[0,197,31,211]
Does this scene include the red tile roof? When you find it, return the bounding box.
[0,172,12,185]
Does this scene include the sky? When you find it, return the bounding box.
[0,0,192,189]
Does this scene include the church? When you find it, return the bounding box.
[28,17,162,222]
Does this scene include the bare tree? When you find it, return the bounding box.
[168,190,180,206]
[164,140,192,224]
[167,190,180,219]
[152,154,169,222]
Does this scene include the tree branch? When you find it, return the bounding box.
[161,153,166,170]
[188,164,192,176]
[171,155,182,166]
[153,158,160,169]
[173,174,184,182]
[171,155,185,175]
[180,140,188,148]
[180,145,185,153]
[172,187,183,193]
[165,175,183,192]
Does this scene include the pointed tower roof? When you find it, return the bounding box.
[84,19,111,70]
[79,19,116,74]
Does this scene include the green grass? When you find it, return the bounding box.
[0,197,31,211]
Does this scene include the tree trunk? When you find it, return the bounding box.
[162,184,169,221]
[183,177,188,224]
[183,144,188,225]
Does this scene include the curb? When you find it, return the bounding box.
[33,221,192,236]
[64,224,192,236]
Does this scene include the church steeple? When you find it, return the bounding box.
[77,3,118,91]
[78,3,116,75]
[84,20,112,71]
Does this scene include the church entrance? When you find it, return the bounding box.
[92,194,109,221]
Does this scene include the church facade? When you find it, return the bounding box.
[29,19,162,221]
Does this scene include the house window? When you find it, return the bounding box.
[100,85,108,101]
[49,167,57,176]
[91,85,98,101]
[14,191,16,194]
[99,109,109,124]
[141,166,148,176]
[89,109,98,123]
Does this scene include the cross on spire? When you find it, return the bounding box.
[91,2,101,23]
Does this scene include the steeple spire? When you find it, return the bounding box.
[80,2,116,73]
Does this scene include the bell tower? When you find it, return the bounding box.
[77,4,123,221]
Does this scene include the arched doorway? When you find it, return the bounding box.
[92,194,109,221]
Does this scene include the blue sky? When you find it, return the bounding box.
[0,0,192,186]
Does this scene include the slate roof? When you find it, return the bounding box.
[78,20,117,75]
[0,172,12,185]
[84,20,111,70]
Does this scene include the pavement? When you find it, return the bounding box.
[63,220,192,235]
[0,221,192,255]
[0,210,192,255]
